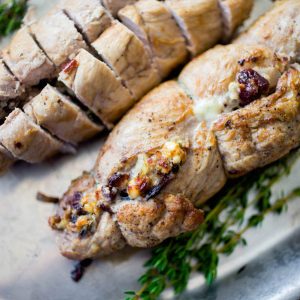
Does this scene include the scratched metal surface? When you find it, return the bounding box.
[1,1,300,300]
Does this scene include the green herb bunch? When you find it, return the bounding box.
[125,150,300,300]
[0,0,27,37]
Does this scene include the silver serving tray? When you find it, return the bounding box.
[1,1,300,299]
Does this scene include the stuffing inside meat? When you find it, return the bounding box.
[50,141,187,239]
[103,141,187,201]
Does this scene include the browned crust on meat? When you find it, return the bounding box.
[213,66,300,176]
[117,194,203,248]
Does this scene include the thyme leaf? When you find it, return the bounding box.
[125,149,300,300]
[0,0,28,37]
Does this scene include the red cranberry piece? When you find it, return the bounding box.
[108,172,129,188]
[237,69,270,106]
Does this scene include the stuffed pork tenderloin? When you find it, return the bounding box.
[49,0,300,260]
[0,0,253,173]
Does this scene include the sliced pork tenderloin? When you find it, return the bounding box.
[58,0,112,43]
[0,108,75,163]
[50,81,225,259]
[59,49,133,128]
[2,26,55,86]
[0,59,25,120]
[92,21,160,100]
[218,0,254,42]
[165,0,223,56]
[118,0,188,79]
[31,10,88,68]
[0,145,15,174]
[23,84,103,145]
[102,0,138,17]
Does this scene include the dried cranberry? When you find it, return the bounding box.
[70,192,82,210]
[101,185,117,201]
[145,173,175,200]
[237,69,270,106]
[99,203,113,214]
[79,227,88,239]
[136,178,150,197]
[108,172,129,188]
[71,259,93,282]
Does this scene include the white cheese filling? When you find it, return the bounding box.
[193,66,281,124]
[193,82,240,124]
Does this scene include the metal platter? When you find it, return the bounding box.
[1,1,300,299]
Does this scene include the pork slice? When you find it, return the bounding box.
[2,26,55,86]
[0,59,25,120]
[23,84,103,145]
[218,0,254,42]
[92,21,160,100]
[0,59,24,101]
[58,0,111,43]
[58,49,133,128]
[31,10,88,68]
[102,0,138,17]
[0,108,75,163]
[0,145,15,174]
[119,0,188,79]
[165,0,223,56]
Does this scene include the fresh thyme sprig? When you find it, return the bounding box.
[125,150,300,300]
[0,0,28,37]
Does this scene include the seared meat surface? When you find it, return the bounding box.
[50,1,300,260]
